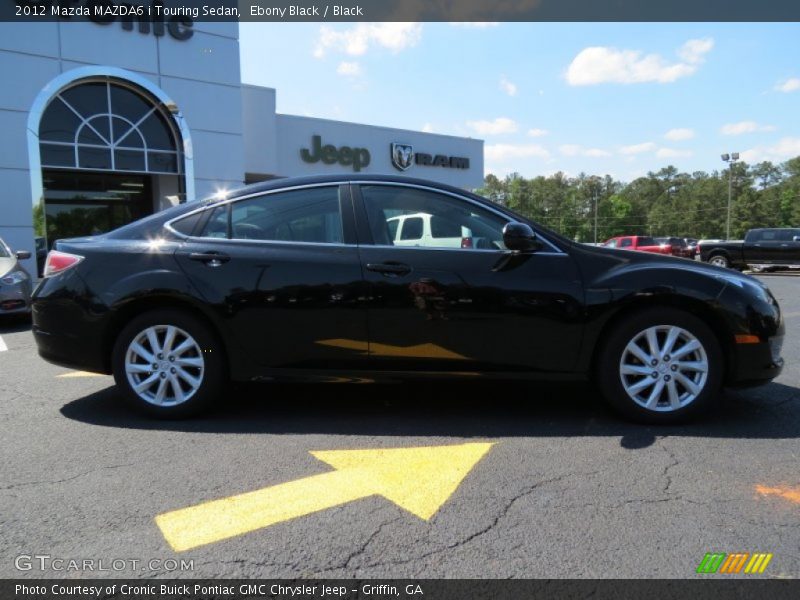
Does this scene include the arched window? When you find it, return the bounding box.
[38,80,181,174]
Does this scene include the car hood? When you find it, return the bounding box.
[573,242,764,287]
[0,257,17,278]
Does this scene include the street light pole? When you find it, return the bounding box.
[721,152,739,240]
[593,189,598,244]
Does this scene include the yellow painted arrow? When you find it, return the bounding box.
[156,442,494,552]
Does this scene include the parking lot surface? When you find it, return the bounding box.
[1,274,798,579]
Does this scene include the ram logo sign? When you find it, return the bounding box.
[696,552,773,574]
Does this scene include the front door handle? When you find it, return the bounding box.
[366,262,412,276]
[189,251,230,267]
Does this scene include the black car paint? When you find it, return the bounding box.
[32,175,784,387]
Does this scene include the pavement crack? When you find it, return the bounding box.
[0,463,136,490]
[657,436,680,495]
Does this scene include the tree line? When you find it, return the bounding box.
[477,156,800,242]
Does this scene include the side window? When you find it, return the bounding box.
[200,187,343,244]
[199,205,229,238]
[430,215,463,239]
[400,217,423,241]
[360,185,507,250]
[620,238,632,248]
[760,230,777,241]
[605,239,617,248]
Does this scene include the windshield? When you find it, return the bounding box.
[0,239,10,258]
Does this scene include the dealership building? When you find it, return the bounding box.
[0,18,484,274]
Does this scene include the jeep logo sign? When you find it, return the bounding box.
[301,135,370,172]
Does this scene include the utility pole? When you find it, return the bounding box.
[721,152,739,240]
[593,189,598,244]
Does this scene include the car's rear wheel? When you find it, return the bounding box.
[708,254,730,268]
[112,309,224,418]
[596,308,723,423]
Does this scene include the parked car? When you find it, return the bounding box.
[684,238,699,259]
[602,235,672,255]
[0,238,33,316]
[698,228,800,270]
[387,212,495,249]
[655,237,693,259]
[32,175,784,423]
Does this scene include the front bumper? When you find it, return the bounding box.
[0,280,32,314]
[728,337,784,387]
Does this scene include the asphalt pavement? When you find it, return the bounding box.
[1,274,798,579]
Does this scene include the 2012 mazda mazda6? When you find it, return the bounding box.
[32,175,784,422]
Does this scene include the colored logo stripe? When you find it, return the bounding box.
[696,552,773,574]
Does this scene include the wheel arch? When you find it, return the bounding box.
[103,295,231,376]
[589,294,735,384]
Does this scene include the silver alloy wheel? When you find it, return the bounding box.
[619,325,709,412]
[709,256,729,268]
[124,325,205,407]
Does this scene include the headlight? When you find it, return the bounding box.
[1,270,28,285]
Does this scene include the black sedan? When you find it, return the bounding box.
[32,175,784,423]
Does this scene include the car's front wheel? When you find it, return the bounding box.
[112,309,224,417]
[596,308,723,423]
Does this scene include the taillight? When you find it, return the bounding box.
[43,250,84,277]
[461,237,473,248]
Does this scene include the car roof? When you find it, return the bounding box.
[227,174,475,200]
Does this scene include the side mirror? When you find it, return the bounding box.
[794,236,800,242]
[15,250,31,260]
[503,222,540,253]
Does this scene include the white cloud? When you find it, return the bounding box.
[499,76,517,97]
[449,22,499,28]
[422,123,435,133]
[565,38,714,86]
[336,61,362,77]
[466,117,518,135]
[775,78,800,93]
[619,142,657,155]
[485,143,550,162]
[314,23,422,58]
[720,121,777,135]
[741,137,800,163]
[527,128,549,138]
[664,128,695,141]
[656,148,693,159]
[559,144,612,158]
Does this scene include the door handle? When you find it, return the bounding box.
[366,262,412,276]
[189,252,230,266]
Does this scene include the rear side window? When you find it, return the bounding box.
[619,238,632,248]
[198,187,343,244]
[638,237,657,246]
[400,217,423,240]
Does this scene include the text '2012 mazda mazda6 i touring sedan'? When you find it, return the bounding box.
[31,175,785,423]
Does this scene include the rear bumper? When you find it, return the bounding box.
[31,271,111,374]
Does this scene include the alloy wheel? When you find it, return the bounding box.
[124,325,205,406]
[619,325,709,412]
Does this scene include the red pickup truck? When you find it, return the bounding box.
[602,235,672,255]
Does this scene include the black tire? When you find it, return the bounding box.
[708,253,730,269]
[595,307,724,424]
[112,309,225,418]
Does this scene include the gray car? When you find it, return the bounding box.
[0,238,33,316]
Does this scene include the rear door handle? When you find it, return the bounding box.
[189,251,230,266]
[366,262,412,276]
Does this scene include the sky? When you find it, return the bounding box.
[239,22,800,182]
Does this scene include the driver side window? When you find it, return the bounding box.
[360,185,507,250]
